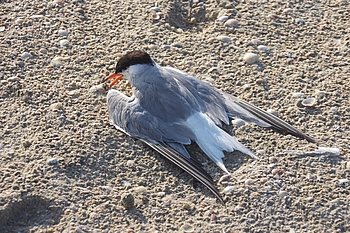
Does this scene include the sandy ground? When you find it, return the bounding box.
[1,0,350,232]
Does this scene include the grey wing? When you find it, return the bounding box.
[107,89,224,203]
[219,90,316,143]
[163,67,315,143]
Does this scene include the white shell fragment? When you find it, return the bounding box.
[292,92,306,98]
[316,147,340,156]
[301,98,316,107]
[257,45,269,52]
[89,84,106,95]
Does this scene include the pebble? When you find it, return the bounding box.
[245,179,254,185]
[219,174,231,183]
[163,45,171,50]
[292,92,305,98]
[57,115,66,121]
[171,42,182,48]
[231,118,245,127]
[59,39,70,48]
[283,8,293,14]
[148,44,158,50]
[47,158,57,165]
[243,52,259,64]
[256,78,267,85]
[278,191,288,197]
[120,193,135,209]
[126,160,135,167]
[250,39,263,45]
[49,102,63,110]
[337,179,349,185]
[271,168,283,175]
[260,177,268,183]
[58,29,68,36]
[257,45,269,52]
[216,35,231,43]
[256,150,266,155]
[21,52,32,59]
[53,0,64,6]
[150,7,160,12]
[51,56,63,67]
[217,15,228,22]
[89,84,106,95]
[182,224,194,233]
[208,37,217,43]
[224,19,239,27]
[346,161,350,170]
[15,19,23,24]
[223,186,235,194]
[7,76,21,82]
[134,186,147,194]
[0,26,5,32]
[29,15,44,19]
[301,98,316,107]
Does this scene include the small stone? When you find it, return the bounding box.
[231,118,245,127]
[53,0,64,6]
[89,84,106,95]
[163,45,171,50]
[120,193,135,209]
[30,15,44,19]
[57,115,66,121]
[156,192,165,197]
[256,150,266,155]
[59,39,70,48]
[292,92,305,98]
[49,102,63,111]
[224,19,239,27]
[337,179,349,185]
[243,52,259,64]
[256,78,266,85]
[51,56,63,67]
[126,160,135,167]
[305,196,314,202]
[182,224,194,233]
[301,98,316,107]
[7,76,21,82]
[260,177,268,183]
[283,8,293,14]
[21,52,32,59]
[148,44,158,50]
[219,174,231,183]
[278,191,288,197]
[71,205,78,211]
[245,179,254,185]
[150,6,160,12]
[171,42,182,48]
[271,168,283,175]
[208,37,217,43]
[257,45,269,52]
[22,140,32,148]
[15,19,23,24]
[0,26,5,32]
[223,186,235,194]
[47,158,57,165]
[216,35,231,43]
[250,39,263,45]
[58,29,68,36]
[217,15,228,22]
[346,161,350,170]
[134,186,147,194]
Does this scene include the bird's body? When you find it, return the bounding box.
[106,51,315,203]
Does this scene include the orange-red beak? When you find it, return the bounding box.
[105,73,123,87]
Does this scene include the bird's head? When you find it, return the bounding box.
[105,50,154,87]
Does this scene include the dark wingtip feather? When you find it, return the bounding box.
[140,139,225,204]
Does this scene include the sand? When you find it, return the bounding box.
[0,0,349,232]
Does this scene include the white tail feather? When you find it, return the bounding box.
[185,112,257,173]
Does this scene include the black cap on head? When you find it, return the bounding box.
[115,50,154,73]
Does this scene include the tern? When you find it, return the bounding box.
[105,50,315,203]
